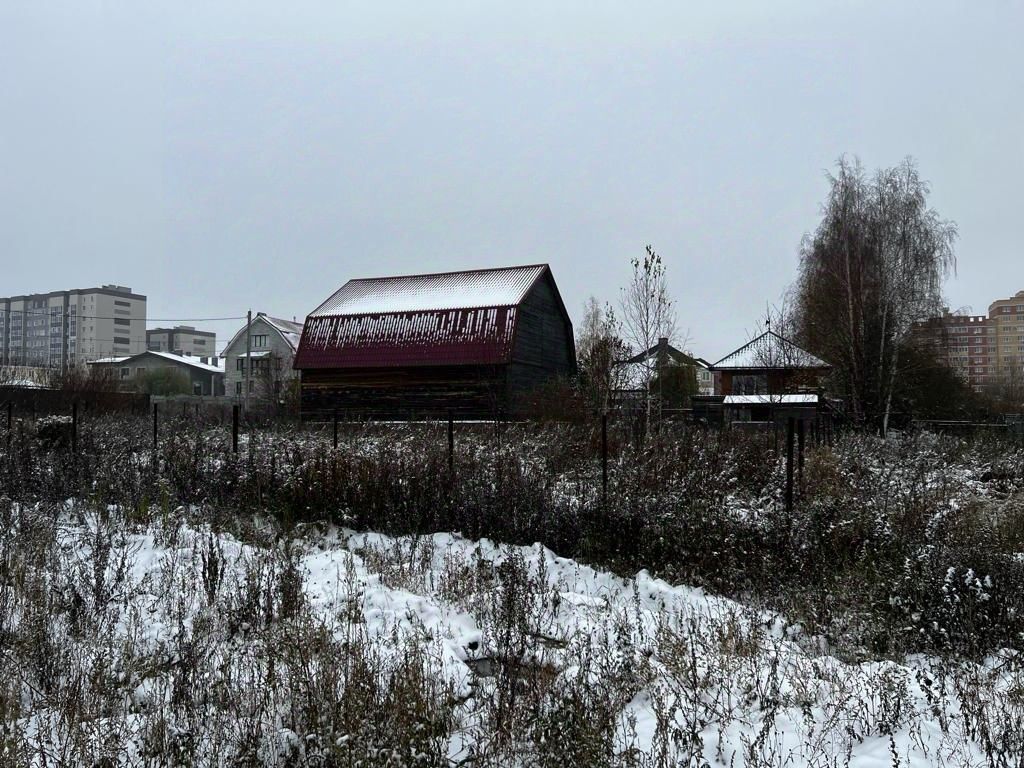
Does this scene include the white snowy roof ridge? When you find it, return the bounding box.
[309,264,549,318]
[145,350,223,373]
[712,330,830,370]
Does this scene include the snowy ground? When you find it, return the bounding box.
[7,505,1019,766]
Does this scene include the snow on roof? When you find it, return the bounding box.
[309,265,548,317]
[1,378,47,389]
[260,315,303,350]
[89,351,222,373]
[712,331,830,370]
[221,314,304,357]
[724,394,819,405]
[295,265,565,369]
[144,351,224,374]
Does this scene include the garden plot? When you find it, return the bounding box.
[7,505,1018,766]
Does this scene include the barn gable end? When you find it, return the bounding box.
[508,271,576,403]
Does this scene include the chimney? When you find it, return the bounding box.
[657,337,669,368]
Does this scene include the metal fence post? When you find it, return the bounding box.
[797,418,805,490]
[232,404,239,453]
[333,409,338,450]
[785,417,795,513]
[601,411,608,504]
[153,403,159,450]
[447,410,454,476]
[72,401,78,454]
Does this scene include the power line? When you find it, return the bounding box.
[1,311,246,322]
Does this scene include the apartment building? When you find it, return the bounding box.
[0,285,147,368]
[915,289,1024,392]
[989,290,1024,382]
[914,312,995,391]
[147,325,216,357]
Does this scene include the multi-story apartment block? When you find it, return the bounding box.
[915,312,996,391]
[0,285,147,368]
[147,326,216,357]
[989,290,1024,383]
[916,290,1024,392]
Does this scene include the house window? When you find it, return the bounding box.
[235,381,242,395]
[732,374,768,395]
[252,334,268,348]
[236,358,245,372]
[120,367,130,378]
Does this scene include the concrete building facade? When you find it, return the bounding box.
[989,290,1024,384]
[915,312,995,391]
[147,326,216,357]
[0,285,146,368]
[915,290,1024,393]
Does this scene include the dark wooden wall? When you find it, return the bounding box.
[300,365,508,421]
[507,273,575,400]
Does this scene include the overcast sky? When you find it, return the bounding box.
[2,1,1022,358]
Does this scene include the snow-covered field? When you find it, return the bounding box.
[5,503,1020,766]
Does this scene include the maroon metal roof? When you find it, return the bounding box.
[295,265,552,369]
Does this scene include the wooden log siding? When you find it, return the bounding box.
[507,274,575,399]
[300,365,507,420]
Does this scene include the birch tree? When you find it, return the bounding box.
[576,297,628,412]
[620,246,677,426]
[793,157,956,434]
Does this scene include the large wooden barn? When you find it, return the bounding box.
[293,264,576,420]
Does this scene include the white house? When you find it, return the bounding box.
[221,313,303,400]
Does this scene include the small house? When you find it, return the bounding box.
[88,350,224,396]
[693,330,833,426]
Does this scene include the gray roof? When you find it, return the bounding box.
[712,331,830,370]
[221,314,304,357]
[618,342,709,368]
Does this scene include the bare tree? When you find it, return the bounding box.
[619,246,677,426]
[794,157,956,434]
[575,297,628,413]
